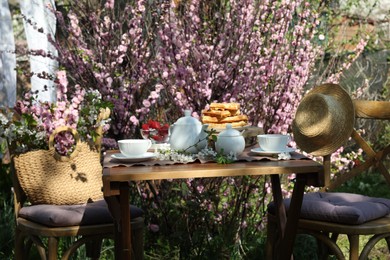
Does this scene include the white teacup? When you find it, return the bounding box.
[257,134,290,151]
[118,139,152,157]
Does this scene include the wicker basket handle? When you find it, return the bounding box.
[48,126,81,162]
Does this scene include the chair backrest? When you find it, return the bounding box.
[321,100,390,191]
[12,108,110,216]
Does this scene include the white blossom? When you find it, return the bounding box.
[278,152,291,160]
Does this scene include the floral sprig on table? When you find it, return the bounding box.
[155,146,236,164]
[198,147,237,164]
[156,146,196,163]
[278,152,292,160]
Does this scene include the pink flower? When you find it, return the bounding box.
[148,224,159,233]
[57,71,68,87]
[142,100,151,108]
[104,0,114,9]
[130,115,139,125]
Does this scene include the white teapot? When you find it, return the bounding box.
[215,124,245,155]
[169,110,209,154]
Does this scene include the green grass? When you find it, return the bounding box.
[336,235,390,260]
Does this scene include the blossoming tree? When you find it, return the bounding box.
[51,0,322,139]
[155,0,321,134]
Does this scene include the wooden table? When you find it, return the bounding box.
[103,151,324,260]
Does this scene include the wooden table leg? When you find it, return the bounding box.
[120,182,132,260]
[271,175,287,238]
[105,182,132,260]
[271,174,307,260]
[104,195,122,260]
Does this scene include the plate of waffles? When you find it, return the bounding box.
[201,102,250,132]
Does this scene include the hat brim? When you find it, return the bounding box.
[292,83,355,156]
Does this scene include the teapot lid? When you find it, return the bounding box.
[175,110,201,126]
[218,124,242,137]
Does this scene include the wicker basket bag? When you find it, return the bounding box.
[13,126,104,205]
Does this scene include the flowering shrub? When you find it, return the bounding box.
[51,0,322,139]
[155,0,321,134]
[50,0,160,138]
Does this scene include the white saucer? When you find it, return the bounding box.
[250,147,295,155]
[111,152,156,163]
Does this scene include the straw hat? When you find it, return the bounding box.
[292,83,355,156]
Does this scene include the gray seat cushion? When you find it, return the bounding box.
[268,192,390,225]
[19,199,143,227]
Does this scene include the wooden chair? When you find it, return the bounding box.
[266,100,390,260]
[11,109,145,260]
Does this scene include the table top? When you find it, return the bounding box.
[102,150,324,185]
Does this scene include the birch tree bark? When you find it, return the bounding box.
[0,0,16,107]
[19,0,58,102]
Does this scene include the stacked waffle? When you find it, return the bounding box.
[201,103,248,129]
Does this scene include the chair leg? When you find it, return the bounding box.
[47,237,59,260]
[317,232,331,260]
[265,216,278,260]
[319,232,339,260]
[15,229,26,260]
[348,235,359,260]
[61,235,112,259]
[16,231,48,260]
[304,230,346,260]
[86,238,103,260]
[29,235,48,259]
[131,217,145,260]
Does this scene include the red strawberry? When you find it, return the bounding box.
[152,135,164,141]
[160,123,169,130]
[148,120,161,130]
[142,124,150,130]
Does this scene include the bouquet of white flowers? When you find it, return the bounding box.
[0,71,112,159]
